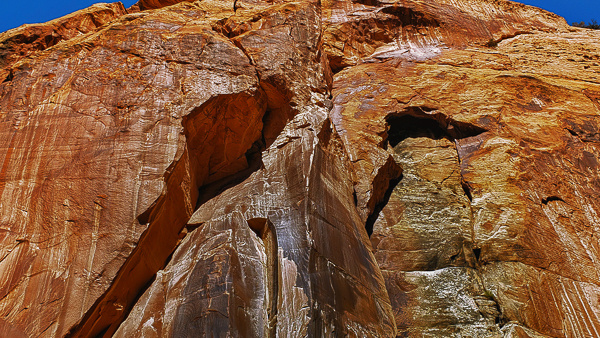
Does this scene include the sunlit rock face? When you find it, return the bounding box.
[0,0,598,337]
[332,29,600,338]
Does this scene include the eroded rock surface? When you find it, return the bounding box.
[0,0,598,337]
[332,29,600,338]
[0,1,269,336]
[0,3,127,81]
[116,1,395,336]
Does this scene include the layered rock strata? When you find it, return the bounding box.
[0,0,598,337]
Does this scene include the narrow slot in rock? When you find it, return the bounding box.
[246,218,279,338]
[473,248,481,261]
[365,174,403,237]
[462,180,473,202]
[566,128,579,137]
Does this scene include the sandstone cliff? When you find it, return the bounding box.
[0,0,598,337]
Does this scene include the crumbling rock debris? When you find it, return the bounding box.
[0,0,598,337]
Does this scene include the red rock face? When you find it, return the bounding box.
[136,0,195,10]
[0,3,127,78]
[322,0,567,72]
[331,29,600,338]
[0,1,268,336]
[0,0,599,337]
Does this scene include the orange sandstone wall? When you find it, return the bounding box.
[0,0,598,337]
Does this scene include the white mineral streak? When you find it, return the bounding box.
[371,27,444,61]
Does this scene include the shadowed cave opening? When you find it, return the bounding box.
[387,115,448,147]
[364,111,487,237]
[386,112,487,145]
[542,195,565,205]
[473,248,481,261]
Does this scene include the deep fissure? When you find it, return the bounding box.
[365,174,403,237]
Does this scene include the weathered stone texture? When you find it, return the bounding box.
[0,0,599,337]
[322,0,568,72]
[0,1,268,336]
[0,3,127,78]
[332,30,600,336]
[116,1,395,336]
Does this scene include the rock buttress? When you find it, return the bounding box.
[115,1,396,336]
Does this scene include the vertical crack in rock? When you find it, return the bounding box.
[246,218,279,338]
[364,173,403,237]
[304,118,397,337]
[65,91,268,338]
[473,248,482,262]
[357,155,403,234]
[461,180,474,202]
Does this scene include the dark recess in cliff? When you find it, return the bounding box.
[365,174,403,236]
[364,112,487,237]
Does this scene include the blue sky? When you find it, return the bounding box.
[0,0,598,33]
[517,0,600,24]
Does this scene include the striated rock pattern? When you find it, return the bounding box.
[0,0,598,337]
[331,29,600,337]
[0,3,127,80]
